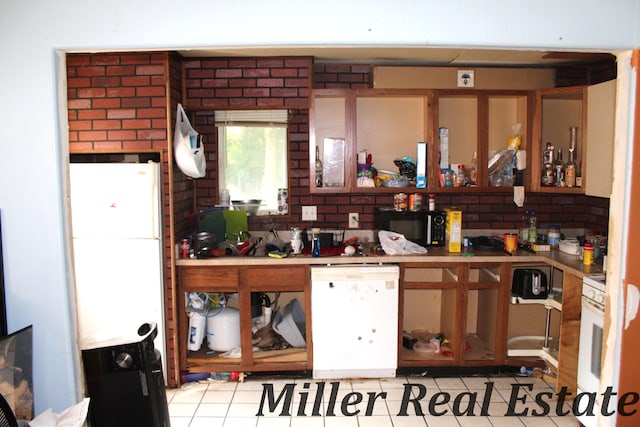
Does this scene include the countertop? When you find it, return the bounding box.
[176,247,605,279]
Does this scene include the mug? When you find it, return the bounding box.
[504,233,518,252]
[291,239,304,254]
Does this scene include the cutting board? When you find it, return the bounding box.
[223,210,249,241]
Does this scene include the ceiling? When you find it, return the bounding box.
[177,46,615,67]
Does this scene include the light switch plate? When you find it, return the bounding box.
[302,206,317,221]
[457,70,474,87]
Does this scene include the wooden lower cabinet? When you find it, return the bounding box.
[504,264,582,394]
[177,265,312,380]
[177,260,581,394]
[399,262,510,368]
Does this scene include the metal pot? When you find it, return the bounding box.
[193,231,216,258]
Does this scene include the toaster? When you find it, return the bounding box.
[511,269,549,299]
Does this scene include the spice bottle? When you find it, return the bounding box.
[583,242,594,266]
[528,210,537,244]
[428,194,436,211]
[541,143,555,187]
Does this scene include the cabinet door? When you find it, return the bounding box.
[585,80,616,197]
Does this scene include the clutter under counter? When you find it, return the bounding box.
[177,265,311,376]
[176,250,601,390]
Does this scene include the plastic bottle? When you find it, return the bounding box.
[520,366,534,376]
[315,146,323,187]
[520,211,530,243]
[312,228,321,257]
[455,165,465,187]
[428,194,436,211]
[566,128,577,188]
[210,372,244,382]
[220,189,230,207]
[528,210,537,244]
[488,123,522,176]
[468,152,478,186]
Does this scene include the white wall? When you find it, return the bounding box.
[0,0,639,413]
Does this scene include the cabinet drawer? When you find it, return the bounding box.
[245,267,307,290]
[179,267,239,290]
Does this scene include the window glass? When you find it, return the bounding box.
[217,110,288,214]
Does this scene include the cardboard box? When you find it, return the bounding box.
[532,243,551,252]
[444,207,462,252]
[439,127,449,170]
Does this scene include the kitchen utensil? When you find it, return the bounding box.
[193,231,216,258]
[231,199,262,215]
[290,239,303,254]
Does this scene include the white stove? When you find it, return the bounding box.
[583,274,606,313]
[578,274,607,427]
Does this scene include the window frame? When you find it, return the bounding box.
[216,109,290,215]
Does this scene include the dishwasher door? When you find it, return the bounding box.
[311,264,399,379]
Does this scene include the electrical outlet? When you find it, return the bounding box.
[348,213,359,228]
[302,206,317,221]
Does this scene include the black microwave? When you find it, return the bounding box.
[375,208,446,247]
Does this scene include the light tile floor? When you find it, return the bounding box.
[167,375,583,427]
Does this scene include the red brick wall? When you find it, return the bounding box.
[313,63,372,88]
[555,56,617,87]
[182,57,314,227]
[67,53,168,151]
[183,57,312,109]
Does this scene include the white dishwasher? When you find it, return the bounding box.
[311,264,399,379]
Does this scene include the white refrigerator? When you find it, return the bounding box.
[70,162,166,374]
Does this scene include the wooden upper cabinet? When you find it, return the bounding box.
[530,86,587,193]
[310,88,531,193]
[530,81,616,195]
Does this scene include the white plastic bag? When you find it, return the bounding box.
[174,103,206,178]
[28,398,90,427]
[378,230,428,255]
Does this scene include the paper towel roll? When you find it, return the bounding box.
[513,186,524,207]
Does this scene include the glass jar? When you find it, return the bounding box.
[547,225,561,248]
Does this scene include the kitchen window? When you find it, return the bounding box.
[216,110,288,214]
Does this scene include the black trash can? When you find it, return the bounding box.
[81,322,170,427]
